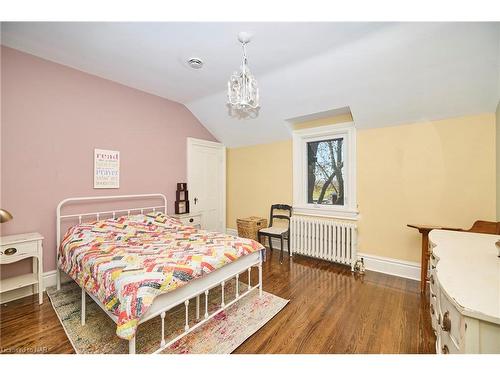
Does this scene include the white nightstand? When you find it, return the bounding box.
[0,232,44,304]
[171,213,202,229]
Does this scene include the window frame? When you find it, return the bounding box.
[292,122,358,219]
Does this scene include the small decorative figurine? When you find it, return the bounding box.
[353,258,365,274]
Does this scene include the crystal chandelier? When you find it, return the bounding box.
[227,32,260,118]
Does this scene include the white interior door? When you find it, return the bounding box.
[187,138,226,232]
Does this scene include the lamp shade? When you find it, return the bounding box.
[0,209,13,223]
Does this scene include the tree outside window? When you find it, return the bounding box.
[307,138,344,205]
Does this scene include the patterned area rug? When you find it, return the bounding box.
[46,280,288,354]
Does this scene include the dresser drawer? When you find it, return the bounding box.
[429,250,439,271]
[439,289,465,349]
[429,272,441,314]
[0,241,39,264]
[430,294,439,333]
[429,283,439,307]
[429,270,439,296]
[439,327,462,354]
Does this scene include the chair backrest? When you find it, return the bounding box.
[269,204,293,229]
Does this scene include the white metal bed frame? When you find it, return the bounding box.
[56,194,263,354]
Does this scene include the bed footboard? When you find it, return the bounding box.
[129,255,263,354]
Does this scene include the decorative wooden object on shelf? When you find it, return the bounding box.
[408,220,500,295]
[174,183,190,214]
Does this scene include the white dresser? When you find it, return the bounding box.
[428,230,500,354]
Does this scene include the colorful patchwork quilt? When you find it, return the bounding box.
[58,213,264,340]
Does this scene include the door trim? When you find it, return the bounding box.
[187,137,226,232]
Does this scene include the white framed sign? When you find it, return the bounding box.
[94,149,120,189]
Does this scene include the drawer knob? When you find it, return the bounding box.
[4,247,17,256]
[441,345,449,354]
[189,218,194,223]
[442,311,451,332]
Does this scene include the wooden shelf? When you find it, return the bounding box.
[0,273,38,293]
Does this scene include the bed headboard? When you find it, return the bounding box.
[56,193,167,250]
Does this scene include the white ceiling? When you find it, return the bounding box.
[2,22,499,147]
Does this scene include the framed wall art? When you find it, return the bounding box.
[94,149,120,189]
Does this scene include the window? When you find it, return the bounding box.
[293,123,357,218]
[307,137,345,205]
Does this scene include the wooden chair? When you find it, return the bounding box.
[258,204,292,264]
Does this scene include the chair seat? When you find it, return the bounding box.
[259,226,288,236]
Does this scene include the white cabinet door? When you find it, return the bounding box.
[187,138,225,232]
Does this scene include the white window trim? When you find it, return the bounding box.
[292,122,358,220]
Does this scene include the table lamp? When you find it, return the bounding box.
[0,209,13,223]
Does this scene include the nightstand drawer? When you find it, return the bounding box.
[179,215,201,227]
[0,241,39,264]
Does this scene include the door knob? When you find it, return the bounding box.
[194,198,198,204]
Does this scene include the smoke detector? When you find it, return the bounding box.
[187,58,204,69]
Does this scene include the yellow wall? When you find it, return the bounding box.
[227,113,496,263]
[357,114,495,262]
[497,101,500,220]
[227,139,293,227]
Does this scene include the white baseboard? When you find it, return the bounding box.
[227,228,420,281]
[0,269,68,304]
[356,253,421,281]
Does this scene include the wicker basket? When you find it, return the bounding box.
[237,216,268,245]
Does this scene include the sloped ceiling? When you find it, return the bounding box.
[2,22,499,147]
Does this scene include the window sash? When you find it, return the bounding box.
[305,135,347,207]
[292,122,357,219]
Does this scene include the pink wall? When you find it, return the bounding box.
[0,46,217,277]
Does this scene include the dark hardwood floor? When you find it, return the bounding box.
[0,249,435,354]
